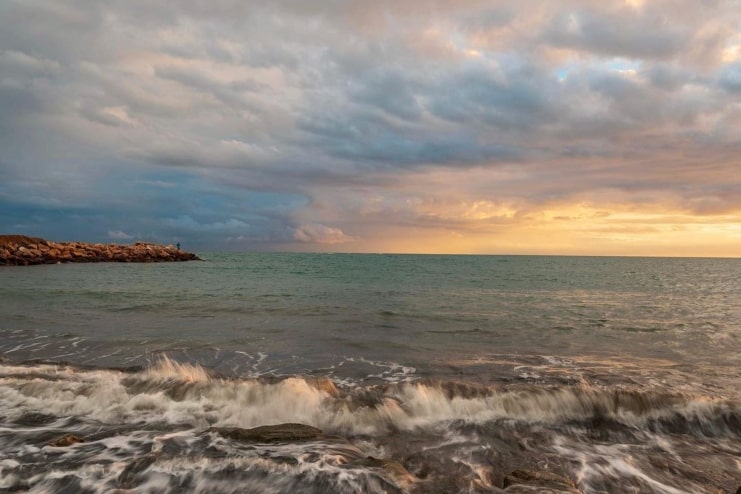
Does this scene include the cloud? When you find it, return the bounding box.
[107,230,133,240]
[543,8,689,59]
[293,223,357,244]
[719,62,741,92]
[0,0,739,255]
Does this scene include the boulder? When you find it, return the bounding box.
[0,235,201,265]
[49,434,85,447]
[208,423,324,443]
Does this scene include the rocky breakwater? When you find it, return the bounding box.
[0,235,201,266]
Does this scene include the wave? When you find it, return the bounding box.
[2,358,739,493]
[1,357,738,438]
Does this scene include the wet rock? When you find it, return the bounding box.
[13,412,57,426]
[49,434,85,447]
[353,456,416,486]
[208,423,324,443]
[503,469,580,493]
[402,443,504,494]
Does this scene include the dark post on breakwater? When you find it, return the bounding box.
[0,235,201,266]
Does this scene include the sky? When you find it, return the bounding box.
[1,0,740,256]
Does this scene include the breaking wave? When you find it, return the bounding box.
[1,358,739,493]
[2,357,738,437]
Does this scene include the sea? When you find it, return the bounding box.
[0,253,739,493]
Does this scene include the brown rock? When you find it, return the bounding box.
[0,235,200,265]
[0,235,45,248]
[49,434,85,447]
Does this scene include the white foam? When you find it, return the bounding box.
[1,361,738,439]
[553,437,693,494]
[0,459,22,489]
[334,357,417,384]
[3,344,27,354]
[143,355,212,383]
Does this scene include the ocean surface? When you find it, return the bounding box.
[0,253,739,493]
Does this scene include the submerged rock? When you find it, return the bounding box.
[207,423,324,443]
[206,424,416,490]
[49,434,85,447]
[0,235,200,265]
[353,456,416,486]
[503,469,581,493]
[13,412,57,426]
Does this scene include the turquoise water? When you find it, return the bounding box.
[1,254,739,493]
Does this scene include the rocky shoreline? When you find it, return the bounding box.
[0,235,201,266]
[47,422,581,493]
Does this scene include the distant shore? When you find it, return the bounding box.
[0,235,201,266]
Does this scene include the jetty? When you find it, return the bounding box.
[0,235,200,266]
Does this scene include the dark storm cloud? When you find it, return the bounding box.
[350,70,424,122]
[427,61,557,132]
